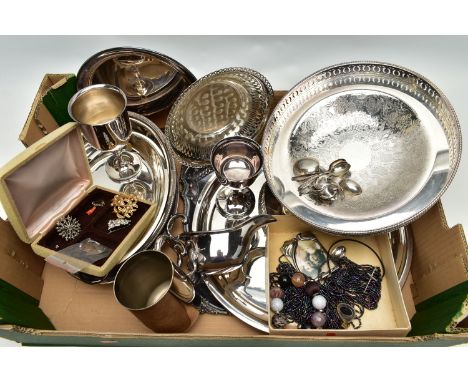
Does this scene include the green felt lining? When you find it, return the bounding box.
[0,279,54,330]
[410,280,468,336]
[42,75,77,126]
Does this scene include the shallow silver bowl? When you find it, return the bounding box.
[77,47,196,115]
[166,67,273,167]
[262,62,462,235]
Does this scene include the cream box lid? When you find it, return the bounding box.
[0,122,92,243]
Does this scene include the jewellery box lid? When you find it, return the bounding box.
[0,122,92,243]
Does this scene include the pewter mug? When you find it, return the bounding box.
[68,84,132,151]
[113,236,196,333]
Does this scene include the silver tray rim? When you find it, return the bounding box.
[262,60,462,235]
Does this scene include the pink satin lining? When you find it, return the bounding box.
[5,130,91,240]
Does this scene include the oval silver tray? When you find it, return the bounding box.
[75,112,177,284]
[182,167,413,332]
[262,61,461,235]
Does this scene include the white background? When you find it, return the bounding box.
[0,36,467,347]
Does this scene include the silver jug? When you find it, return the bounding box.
[179,214,276,275]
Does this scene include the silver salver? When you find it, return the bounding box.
[75,112,177,284]
[262,62,462,235]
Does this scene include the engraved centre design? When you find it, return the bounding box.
[185,83,242,134]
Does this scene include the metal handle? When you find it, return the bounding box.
[153,234,185,267]
[153,234,196,303]
[171,262,196,303]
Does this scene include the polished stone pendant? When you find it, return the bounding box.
[280,233,327,279]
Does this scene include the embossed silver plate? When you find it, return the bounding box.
[166,67,273,167]
[262,62,462,235]
[75,112,177,284]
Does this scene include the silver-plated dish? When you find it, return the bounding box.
[262,61,462,235]
[389,226,413,288]
[75,112,177,284]
[166,67,273,167]
[182,166,414,332]
[77,47,196,115]
[182,166,269,331]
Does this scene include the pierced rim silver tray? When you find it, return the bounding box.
[262,61,462,235]
[182,167,413,333]
[75,112,177,284]
[166,67,273,167]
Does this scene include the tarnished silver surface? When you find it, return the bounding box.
[75,112,177,284]
[211,136,264,218]
[77,47,196,115]
[262,62,462,235]
[166,67,273,167]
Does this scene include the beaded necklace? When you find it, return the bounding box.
[269,238,385,330]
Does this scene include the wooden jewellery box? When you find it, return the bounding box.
[0,122,155,277]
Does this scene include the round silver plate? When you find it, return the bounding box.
[182,167,413,332]
[262,62,462,235]
[76,112,177,284]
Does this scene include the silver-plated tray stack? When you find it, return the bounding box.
[68,53,461,333]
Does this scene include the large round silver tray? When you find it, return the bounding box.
[76,112,177,284]
[262,62,462,235]
[182,167,413,332]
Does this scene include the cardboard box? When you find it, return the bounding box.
[267,215,411,336]
[19,74,75,147]
[0,83,467,345]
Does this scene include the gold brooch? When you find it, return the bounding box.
[111,194,138,219]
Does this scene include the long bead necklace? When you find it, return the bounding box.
[269,238,385,330]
